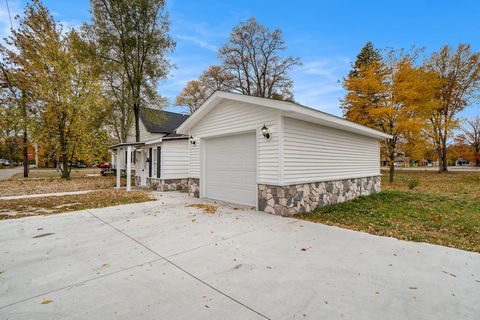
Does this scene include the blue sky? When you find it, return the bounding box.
[1,0,479,118]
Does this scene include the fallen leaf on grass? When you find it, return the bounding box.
[41,299,53,305]
[186,204,218,214]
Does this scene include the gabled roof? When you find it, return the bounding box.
[140,108,189,134]
[176,91,392,140]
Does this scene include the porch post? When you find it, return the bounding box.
[116,148,121,189]
[126,146,132,192]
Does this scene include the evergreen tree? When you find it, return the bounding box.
[348,42,382,78]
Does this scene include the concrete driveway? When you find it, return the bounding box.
[1,192,478,320]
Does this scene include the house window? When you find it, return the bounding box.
[152,148,157,177]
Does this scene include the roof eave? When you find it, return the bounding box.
[177,91,393,140]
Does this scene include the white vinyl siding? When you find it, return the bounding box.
[126,120,164,143]
[189,142,200,178]
[162,140,189,179]
[189,100,280,184]
[282,117,381,184]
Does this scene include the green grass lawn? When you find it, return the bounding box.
[296,170,480,252]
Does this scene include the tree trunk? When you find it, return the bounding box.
[61,156,70,179]
[476,148,480,167]
[6,140,13,167]
[389,163,395,183]
[439,144,448,172]
[134,104,140,142]
[23,128,28,177]
[437,148,444,173]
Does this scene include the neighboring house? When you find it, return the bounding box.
[176,91,392,216]
[109,108,190,191]
[455,158,471,166]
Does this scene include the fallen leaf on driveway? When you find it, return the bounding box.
[186,204,218,214]
[41,299,53,305]
[32,233,54,239]
[409,287,417,290]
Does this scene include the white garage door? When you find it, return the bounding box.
[205,132,257,206]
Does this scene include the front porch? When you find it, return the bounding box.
[110,137,194,195]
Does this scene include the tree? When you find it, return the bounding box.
[102,64,134,142]
[90,0,175,142]
[424,44,480,172]
[219,18,301,99]
[457,117,480,166]
[174,80,207,114]
[0,46,36,176]
[174,65,234,114]
[343,42,384,127]
[342,49,439,182]
[175,18,301,112]
[2,0,108,179]
[348,42,382,78]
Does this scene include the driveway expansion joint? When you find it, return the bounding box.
[86,210,272,320]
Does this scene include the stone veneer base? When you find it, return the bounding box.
[258,176,381,216]
[134,176,200,198]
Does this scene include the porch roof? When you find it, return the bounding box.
[109,142,145,150]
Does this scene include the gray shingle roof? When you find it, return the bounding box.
[139,108,189,135]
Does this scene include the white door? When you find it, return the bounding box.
[204,132,257,206]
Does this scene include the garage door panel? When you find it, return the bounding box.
[205,132,256,206]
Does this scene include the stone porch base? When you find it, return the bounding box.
[258,176,381,216]
[134,176,200,198]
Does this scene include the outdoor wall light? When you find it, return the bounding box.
[261,125,271,140]
[189,136,196,145]
[146,158,150,163]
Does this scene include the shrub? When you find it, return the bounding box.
[406,178,419,189]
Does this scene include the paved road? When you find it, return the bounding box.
[0,167,23,180]
[384,166,480,172]
[0,192,478,319]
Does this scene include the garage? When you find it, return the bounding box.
[177,91,391,215]
[204,132,257,206]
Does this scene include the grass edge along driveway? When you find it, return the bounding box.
[296,171,480,253]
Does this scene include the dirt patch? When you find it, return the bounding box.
[186,204,218,214]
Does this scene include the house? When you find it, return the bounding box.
[109,108,191,192]
[111,91,392,216]
[176,91,392,216]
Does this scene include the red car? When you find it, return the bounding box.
[99,162,110,168]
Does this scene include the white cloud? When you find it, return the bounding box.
[291,56,351,116]
[175,34,217,52]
